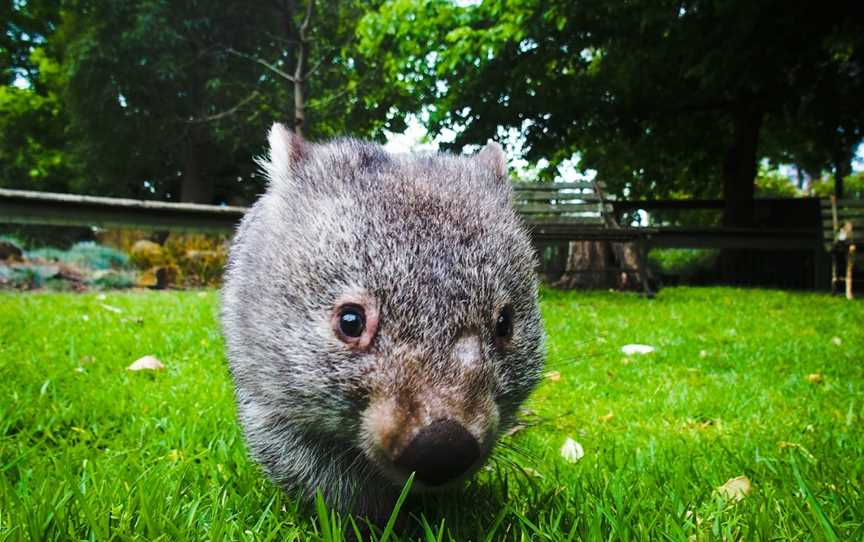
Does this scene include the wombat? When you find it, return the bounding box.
[221,123,544,519]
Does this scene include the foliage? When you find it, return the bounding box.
[161,234,228,288]
[0,48,84,193]
[811,171,864,200]
[754,168,801,198]
[100,230,228,288]
[2,288,863,540]
[360,0,864,224]
[648,248,719,277]
[27,241,129,270]
[86,269,137,290]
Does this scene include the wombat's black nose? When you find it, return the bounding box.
[394,419,480,486]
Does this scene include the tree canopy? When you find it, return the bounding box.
[360,0,864,224]
[2,0,863,212]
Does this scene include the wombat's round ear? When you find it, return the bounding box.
[266,122,307,182]
[475,140,508,180]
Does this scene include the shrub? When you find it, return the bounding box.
[811,171,864,199]
[28,241,129,270]
[648,248,719,277]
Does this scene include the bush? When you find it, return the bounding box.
[811,171,864,199]
[87,269,137,289]
[101,230,228,288]
[28,241,129,270]
[648,248,719,277]
[755,169,801,198]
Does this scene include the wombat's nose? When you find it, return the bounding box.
[394,419,480,486]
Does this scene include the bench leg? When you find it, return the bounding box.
[847,244,856,300]
[635,240,654,299]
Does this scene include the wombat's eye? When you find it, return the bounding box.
[494,305,513,347]
[337,305,365,338]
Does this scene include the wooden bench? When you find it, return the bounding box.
[511,181,655,295]
[822,196,863,299]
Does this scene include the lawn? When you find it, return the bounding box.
[1,287,863,541]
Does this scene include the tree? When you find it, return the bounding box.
[1,2,83,194]
[47,0,399,203]
[360,0,864,225]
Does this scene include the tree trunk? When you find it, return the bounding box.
[833,151,851,200]
[291,0,314,137]
[718,104,762,285]
[722,105,763,227]
[554,240,613,289]
[180,138,212,203]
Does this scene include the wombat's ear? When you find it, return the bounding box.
[475,141,508,180]
[266,122,307,182]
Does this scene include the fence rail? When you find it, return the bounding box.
[0,188,244,233]
[0,187,824,252]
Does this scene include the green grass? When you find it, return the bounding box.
[1,287,863,540]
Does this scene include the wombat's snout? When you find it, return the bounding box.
[393,419,480,486]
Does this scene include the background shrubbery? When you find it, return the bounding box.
[0,230,227,291]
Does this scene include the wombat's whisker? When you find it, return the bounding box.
[496,441,539,464]
[542,351,609,369]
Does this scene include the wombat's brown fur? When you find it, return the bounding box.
[221,124,544,519]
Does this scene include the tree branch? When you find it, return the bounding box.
[185,91,261,123]
[225,47,297,83]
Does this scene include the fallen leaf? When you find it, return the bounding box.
[560,437,584,463]
[100,303,122,314]
[699,350,708,358]
[127,355,165,371]
[621,344,655,355]
[831,336,842,346]
[716,475,752,502]
[806,373,824,384]
[599,411,615,423]
[544,370,561,381]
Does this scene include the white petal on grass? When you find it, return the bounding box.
[560,437,584,463]
[621,344,655,355]
[716,475,752,502]
[128,355,165,371]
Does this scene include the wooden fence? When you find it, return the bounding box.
[0,187,832,288]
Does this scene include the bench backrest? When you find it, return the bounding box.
[511,181,610,226]
[821,197,863,249]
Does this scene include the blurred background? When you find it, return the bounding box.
[1,0,863,291]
